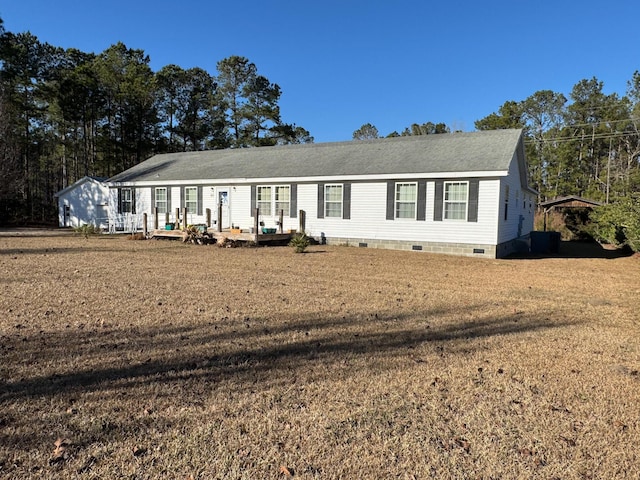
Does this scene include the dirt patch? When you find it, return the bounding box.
[1,236,638,478]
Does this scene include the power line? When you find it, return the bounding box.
[524,130,640,145]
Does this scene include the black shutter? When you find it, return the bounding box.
[386,181,395,220]
[290,184,297,218]
[180,187,185,209]
[131,188,136,214]
[117,188,122,214]
[317,183,325,219]
[434,181,443,221]
[197,186,203,215]
[467,179,479,222]
[250,185,256,216]
[343,182,351,219]
[150,187,155,211]
[167,188,172,212]
[417,180,426,221]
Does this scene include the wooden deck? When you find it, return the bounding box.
[150,229,188,240]
[150,228,292,245]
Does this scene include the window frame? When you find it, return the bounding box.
[185,186,198,214]
[394,182,417,220]
[274,185,291,217]
[121,188,133,214]
[504,185,510,221]
[324,184,343,218]
[155,187,167,214]
[256,186,272,216]
[443,181,469,221]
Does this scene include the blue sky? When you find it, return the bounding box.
[1,0,639,142]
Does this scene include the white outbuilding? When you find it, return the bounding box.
[54,176,109,229]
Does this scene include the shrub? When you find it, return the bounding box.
[534,210,573,240]
[289,232,310,253]
[589,195,640,252]
[73,224,101,237]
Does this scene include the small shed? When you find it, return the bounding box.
[54,176,109,228]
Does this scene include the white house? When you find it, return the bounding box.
[54,176,109,229]
[107,129,536,258]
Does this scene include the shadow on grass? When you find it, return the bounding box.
[508,240,634,260]
[1,308,578,403]
[0,246,126,256]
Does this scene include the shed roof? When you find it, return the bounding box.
[540,196,603,209]
[108,129,524,184]
[54,176,108,198]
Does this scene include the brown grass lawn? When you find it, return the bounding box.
[1,234,639,479]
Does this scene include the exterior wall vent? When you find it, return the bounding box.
[358,242,368,248]
[473,248,485,254]
[412,245,423,251]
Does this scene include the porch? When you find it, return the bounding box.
[149,227,293,245]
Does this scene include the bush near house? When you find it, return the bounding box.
[588,195,640,252]
[534,209,594,241]
[289,232,310,253]
[72,224,101,237]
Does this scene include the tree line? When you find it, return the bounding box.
[1,16,638,247]
[0,18,312,224]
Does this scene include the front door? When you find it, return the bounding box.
[217,188,230,229]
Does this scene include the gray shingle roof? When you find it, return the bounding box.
[108,129,523,183]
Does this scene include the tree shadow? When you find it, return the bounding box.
[507,240,634,260]
[0,228,75,238]
[0,246,123,256]
[0,307,578,404]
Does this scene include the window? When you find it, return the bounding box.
[395,183,417,219]
[324,184,343,217]
[155,187,167,214]
[185,187,197,213]
[444,181,468,220]
[121,188,133,213]
[504,185,510,221]
[274,185,290,216]
[256,185,291,217]
[257,186,272,216]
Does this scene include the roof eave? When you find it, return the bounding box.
[107,170,510,187]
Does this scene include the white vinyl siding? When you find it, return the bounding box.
[325,184,343,218]
[300,181,499,246]
[444,181,468,220]
[395,183,417,219]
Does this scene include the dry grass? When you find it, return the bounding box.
[0,235,639,479]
